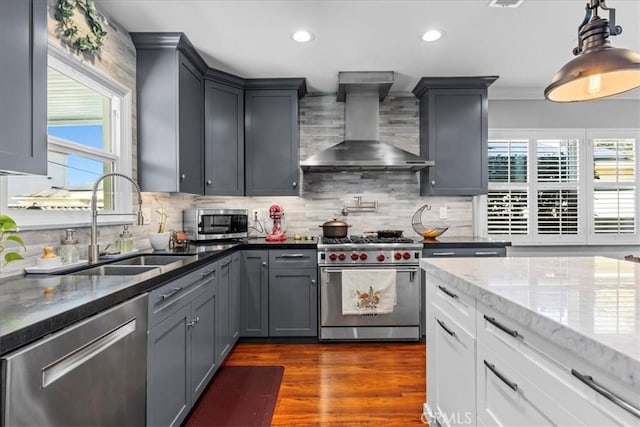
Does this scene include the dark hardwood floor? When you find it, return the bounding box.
[221,342,427,426]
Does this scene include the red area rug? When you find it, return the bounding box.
[184,366,284,427]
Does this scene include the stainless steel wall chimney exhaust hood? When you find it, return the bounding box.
[300,71,433,172]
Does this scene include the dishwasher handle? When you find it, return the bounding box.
[42,318,137,388]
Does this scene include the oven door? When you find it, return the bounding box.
[320,266,420,327]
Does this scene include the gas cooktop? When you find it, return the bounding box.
[320,235,419,245]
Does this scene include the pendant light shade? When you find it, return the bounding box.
[545,1,640,102]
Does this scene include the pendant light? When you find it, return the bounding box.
[545,0,640,102]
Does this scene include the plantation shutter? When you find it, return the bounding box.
[592,138,636,235]
[487,138,529,236]
[535,138,580,236]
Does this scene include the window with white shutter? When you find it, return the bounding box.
[485,129,639,245]
[587,130,639,244]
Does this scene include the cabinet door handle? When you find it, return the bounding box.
[292,181,297,188]
[474,251,499,256]
[483,315,522,339]
[262,261,267,267]
[206,180,212,185]
[201,269,215,277]
[436,318,456,338]
[311,279,316,285]
[160,287,182,300]
[438,285,458,299]
[484,360,518,392]
[571,369,640,418]
[180,173,186,180]
[432,252,455,257]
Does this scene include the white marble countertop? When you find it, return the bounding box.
[420,256,640,390]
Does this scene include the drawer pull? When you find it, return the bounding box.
[160,287,182,300]
[201,269,215,277]
[474,251,499,256]
[484,360,518,392]
[432,252,455,257]
[279,253,306,258]
[438,285,459,300]
[221,260,232,267]
[571,369,640,418]
[484,315,522,339]
[436,318,456,337]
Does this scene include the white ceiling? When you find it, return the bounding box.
[95,0,640,99]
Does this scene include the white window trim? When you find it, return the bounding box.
[482,128,639,246]
[0,41,133,230]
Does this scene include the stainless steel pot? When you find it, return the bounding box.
[319,219,350,237]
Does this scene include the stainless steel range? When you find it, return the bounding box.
[318,235,422,341]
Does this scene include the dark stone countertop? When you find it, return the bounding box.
[421,236,511,249]
[0,235,510,354]
[0,237,317,355]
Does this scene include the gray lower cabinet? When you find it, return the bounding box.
[244,80,307,196]
[240,250,269,337]
[240,249,318,338]
[131,33,206,194]
[0,0,47,175]
[268,268,317,337]
[146,263,217,427]
[204,76,244,195]
[230,253,241,342]
[413,77,498,196]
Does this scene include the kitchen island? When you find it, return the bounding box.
[421,256,639,426]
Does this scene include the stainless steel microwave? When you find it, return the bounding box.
[183,209,249,241]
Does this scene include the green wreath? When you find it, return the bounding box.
[55,0,107,54]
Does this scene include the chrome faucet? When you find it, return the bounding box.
[89,173,144,263]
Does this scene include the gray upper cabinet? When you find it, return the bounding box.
[244,79,307,196]
[204,71,245,195]
[0,0,47,175]
[131,33,206,194]
[413,77,498,196]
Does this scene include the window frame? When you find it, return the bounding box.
[0,42,133,230]
[479,128,639,246]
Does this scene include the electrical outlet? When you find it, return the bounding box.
[142,208,152,225]
[252,209,260,221]
[439,206,448,220]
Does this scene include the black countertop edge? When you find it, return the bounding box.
[421,240,512,249]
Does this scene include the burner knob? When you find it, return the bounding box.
[329,253,338,261]
[394,252,402,260]
[359,253,368,261]
[351,252,359,261]
[338,253,346,261]
[402,252,411,260]
[376,253,385,262]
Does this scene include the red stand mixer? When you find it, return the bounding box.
[265,204,287,242]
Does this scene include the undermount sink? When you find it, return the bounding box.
[71,265,160,276]
[113,254,194,266]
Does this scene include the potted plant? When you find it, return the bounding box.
[149,196,170,250]
[0,214,26,266]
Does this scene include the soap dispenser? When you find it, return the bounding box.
[118,225,134,254]
[60,229,80,264]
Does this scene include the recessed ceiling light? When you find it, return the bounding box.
[292,30,314,43]
[422,29,443,42]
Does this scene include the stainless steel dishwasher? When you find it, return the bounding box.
[1,293,148,426]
